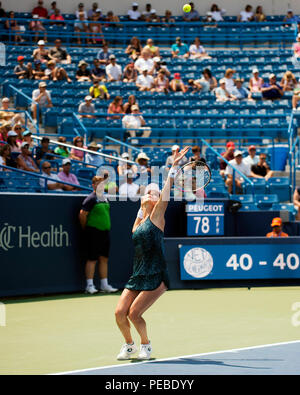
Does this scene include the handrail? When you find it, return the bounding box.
[103,136,142,154]
[72,112,89,144]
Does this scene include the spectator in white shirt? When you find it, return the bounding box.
[122,105,151,137]
[40,161,64,191]
[105,55,122,81]
[225,150,251,194]
[128,2,141,21]
[136,67,155,91]
[189,37,211,60]
[31,81,53,121]
[134,49,154,75]
[207,4,226,22]
[237,5,254,22]
[119,169,140,198]
[243,145,259,166]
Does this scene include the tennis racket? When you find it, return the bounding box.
[174,160,211,194]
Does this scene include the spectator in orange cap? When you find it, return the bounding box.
[170,73,188,93]
[266,217,289,238]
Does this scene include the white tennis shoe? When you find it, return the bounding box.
[100,284,119,293]
[138,342,152,360]
[85,285,98,294]
[117,343,138,360]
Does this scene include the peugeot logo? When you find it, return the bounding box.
[0,223,15,252]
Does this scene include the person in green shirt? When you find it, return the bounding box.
[54,136,70,158]
[79,175,118,294]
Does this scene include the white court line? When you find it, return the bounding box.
[51,340,300,375]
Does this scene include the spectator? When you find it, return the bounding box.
[88,2,99,19]
[283,9,300,25]
[123,95,138,114]
[13,123,25,145]
[5,11,25,43]
[141,3,152,21]
[40,161,64,191]
[14,56,28,79]
[7,131,20,153]
[251,152,273,180]
[0,97,25,126]
[292,82,300,110]
[0,122,11,142]
[237,5,254,22]
[22,130,35,152]
[215,78,233,102]
[183,2,200,21]
[231,77,252,100]
[153,69,169,93]
[199,68,218,92]
[26,62,34,80]
[220,141,235,176]
[162,10,175,26]
[97,42,113,65]
[170,73,188,93]
[165,145,188,167]
[153,57,171,78]
[89,80,110,100]
[243,145,259,166]
[105,55,122,82]
[280,71,297,92]
[75,3,87,19]
[78,96,96,119]
[29,14,47,43]
[261,74,284,100]
[144,38,160,58]
[31,81,53,121]
[266,218,288,238]
[57,158,80,190]
[171,37,189,59]
[99,168,119,194]
[224,68,236,93]
[136,67,155,91]
[125,36,142,61]
[32,0,48,18]
[0,144,12,170]
[117,152,138,176]
[49,39,72,64]
[119,169,140,198]
[207,4,226,22]
[190,145,206,162]
[54,136,70,158]
[45,60,72,83]
[48,1,57,17]
[136,152,151,173]
[128,2,141,21]
[74,11,89,45]
[188,79,203,93]
[85,141,104,168]
[189,37,211,60]
[105,11,120,25]
[32,60,46,80]
[254,6,266,22]
[148,9,160,24]
[89,13,104,44]
[50,8,65,26]
[134,49,154,75]
[225,150,251,194]
[107,96,124,119]
[33,40,49,64]
[76,60,92,82]
[123,62,138,83]
[292,33,300,66]
[0,2,5,18]
[17,142,39,173]
[35,136,54,165]
[293,187,300,220]
[249,68,264,92]
[91,58,106,81]
[122,105,150,137]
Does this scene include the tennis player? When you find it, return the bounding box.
[115,147,190,360]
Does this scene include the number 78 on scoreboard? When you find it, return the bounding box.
[186,202,224,236]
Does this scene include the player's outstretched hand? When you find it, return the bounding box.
[173,146,190,167]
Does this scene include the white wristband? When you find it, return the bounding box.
[169,168,177,179]
[137,208,144,219]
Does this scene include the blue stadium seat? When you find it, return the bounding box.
[230,194,254,204]
[255,194,279,209]
[268,177,290,202]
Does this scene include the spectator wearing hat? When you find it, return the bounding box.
[148,9,160,24]
[76,60,92,82]
[74,11,89,45]
[123,62,138,83]
[220,142,235,176]
[171,37,190,59]
[165,145,188,167]
[7,130,21,153]
[119,169,140,198]
[85,141,104,167]
[136,152,151,173]
[261,74,284,100]
[35,136,54,166]
[91,58,106,82]
[0,122,11,142]
[122,105,151,137]
[117,152,137,176]
[128,2,141,21]
[32,0,48,19]
[266,218,288,238]
[189,37,211,60]
[32,59,46,80]
[31,82,53,121]
[29,14,47,43]
[183,2,200,21]
[136,67,155,91]
[144,38,160,58]
[22,130,35,151]
[0,98,26,126]
[250,152,273,181]
[170,73,188,93]
[33,40,49,64]
[215,79,233,102]
[125,37,142,61]
[231,78,252,100]
[243,146,259,166]
[78,96,95,119]
[107,96,124,119]
[225,150,251,194]
[48,39,72,64]
[237,5,254,22]
[105,55,122,82]
[134,49,155,75]
[17,142,39,173]
[45,60,72,83]
[97,42,113,65]
[89,79,110,100]
[280,71,297,92]
[14,56,28,79]
[249,69,264,92]
[58,158,80,190]
[54,136,70,158]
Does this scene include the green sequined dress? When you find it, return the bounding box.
[125,217,170,291]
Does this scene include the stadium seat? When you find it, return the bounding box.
[255,194,279,209]
[268,177,291,202]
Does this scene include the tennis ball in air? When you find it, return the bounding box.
[183,4,192,13]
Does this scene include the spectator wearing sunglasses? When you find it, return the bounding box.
[40,161,63,191]
[70,136,86,162]
[250,153,273,181]
[17,142,39,173]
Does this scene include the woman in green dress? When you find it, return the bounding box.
[115,147,190,360]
